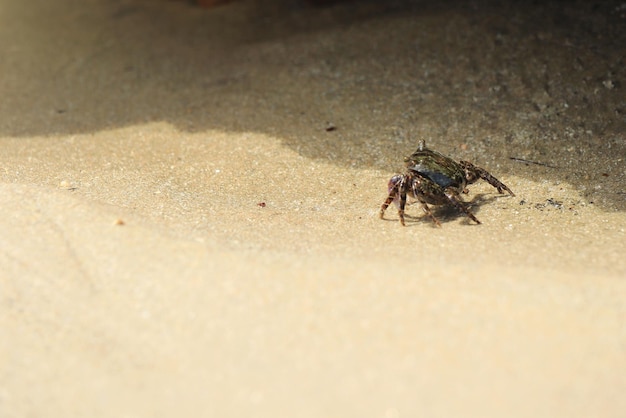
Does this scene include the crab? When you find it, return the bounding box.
[380,140,515,226]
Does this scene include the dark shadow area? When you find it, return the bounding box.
[1,0,624,209]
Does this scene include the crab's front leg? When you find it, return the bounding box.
[380,174,408,226]
[410,178,443,227]
[460,161,515,196]
[417,201,442,227]
[444,188,482,224]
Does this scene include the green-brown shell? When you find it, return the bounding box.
[404,140,466,190]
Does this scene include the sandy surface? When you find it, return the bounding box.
[1,0,625,417]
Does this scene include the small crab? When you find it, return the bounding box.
[380,140,515,226]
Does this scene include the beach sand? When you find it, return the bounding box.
[1,0,625,416]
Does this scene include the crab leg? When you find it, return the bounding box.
[444,190,482,224]
[380,183,399,218]
[460,161,515,196]
[397,188,408,226]
[380,175,408,226]
[419,202,442,227]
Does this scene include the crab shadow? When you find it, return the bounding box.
[395,193,502,227]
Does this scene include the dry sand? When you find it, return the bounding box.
[1,0,625,417]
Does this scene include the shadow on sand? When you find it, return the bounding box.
[1,0,624,209]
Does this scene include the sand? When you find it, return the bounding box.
[1,0,625,417]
